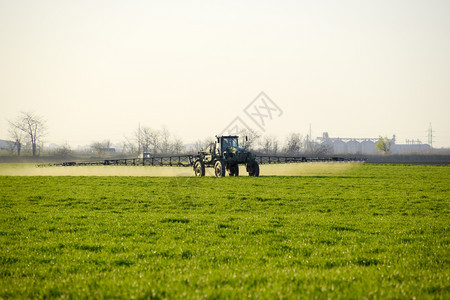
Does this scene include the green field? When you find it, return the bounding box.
[0,164,449,298]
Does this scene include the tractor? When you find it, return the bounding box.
[193,135,260,177]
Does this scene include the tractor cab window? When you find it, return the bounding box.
[222,137,239,149]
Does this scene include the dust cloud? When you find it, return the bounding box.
[0,162,362,177]
[0,164,194,177]
[258,162,362,176]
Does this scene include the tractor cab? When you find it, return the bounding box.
[216,136,239,155]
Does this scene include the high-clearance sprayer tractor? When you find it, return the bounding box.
[193,135,259,177]
[46,135,355,176]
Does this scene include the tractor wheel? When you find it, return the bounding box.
[214,160,226,177]
[229,163,239,176]
[248,161,260,177]
[194,160,205,177]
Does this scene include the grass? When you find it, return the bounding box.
[0,164,449,298]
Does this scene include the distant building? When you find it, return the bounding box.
[332,139,347,154]
[347,140,361,154]
[0,139,14,150]
[318,132,432,155]
[361,140,378,155]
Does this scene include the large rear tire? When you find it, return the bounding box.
[229,163,239,176]
[194,160,205,177]
[248,161,260,177]
[214,160,226,177]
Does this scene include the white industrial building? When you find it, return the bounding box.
[318,133,432,155]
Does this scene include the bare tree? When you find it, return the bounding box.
[8,112,47,156]
[148,129,161,153]
[122,136,138,154]
[284,133,303,155]
[140,127,155,153]
[158,126,171,154]
[171,136,185,154]
[8,127,25,156]
[306,140,331,155]
[259,135,279,155]
[238,128,260,150]
[90,140,112,157]
[91,142,105,157]
[132,125,160,154]
[129,125,187,155]
[190,137,212,153]
[191,140,204,153]
[55,143,72,157]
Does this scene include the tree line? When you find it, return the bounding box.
[6,111,333,157]
[121,125,185,156]
[234,129,331,156]
[5,112,187,157]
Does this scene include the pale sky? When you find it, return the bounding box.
[1,0,449,148]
